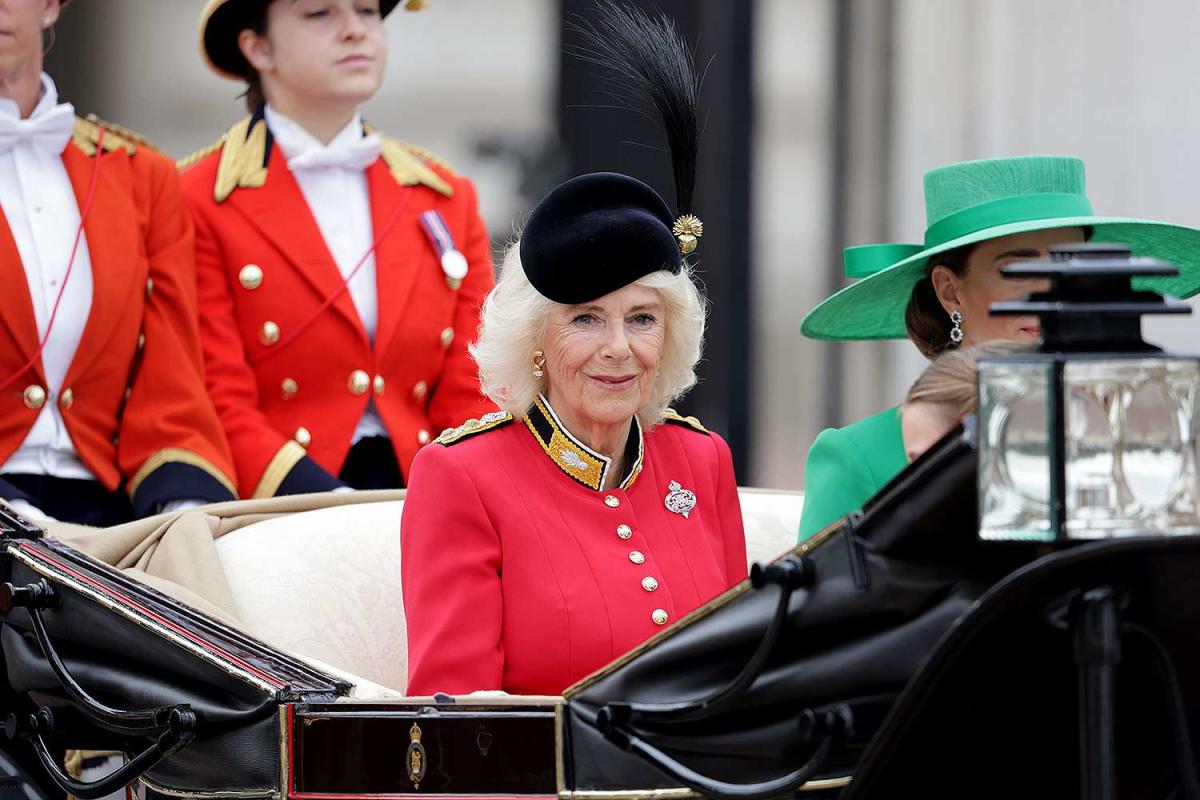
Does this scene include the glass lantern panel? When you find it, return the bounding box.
[978,358,1053,541]
[1063,358,1200,538]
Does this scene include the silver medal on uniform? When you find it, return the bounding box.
[420,209,469,289]
[664,480,697,518]
[440,249,468,281]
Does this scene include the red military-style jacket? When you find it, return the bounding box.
[402,398,748,697]
[0,118,236,515]
[179,112,496,498]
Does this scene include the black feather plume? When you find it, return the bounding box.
[567,1,701,215]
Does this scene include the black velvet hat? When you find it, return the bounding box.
[520,2,703,305]
[520,173,683,305]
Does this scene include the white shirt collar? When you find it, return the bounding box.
[264,105,366,161]
[0,73,63,122]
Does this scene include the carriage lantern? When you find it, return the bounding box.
[977,243,1200,541]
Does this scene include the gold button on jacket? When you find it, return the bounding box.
[59,388,74,410]
[22,385,46,410]
[239,264,264,290]
[260,321,281,346]
[348,370,370,395]
[294,427,312,448]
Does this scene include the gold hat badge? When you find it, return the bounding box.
[672,214,703,256]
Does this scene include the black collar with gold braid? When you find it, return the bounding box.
[523,394,643,492]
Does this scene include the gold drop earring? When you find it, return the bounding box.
[532,351,546,379]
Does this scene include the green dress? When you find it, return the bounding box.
[797,406,908,541]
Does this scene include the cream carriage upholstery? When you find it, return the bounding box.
[214,489,804,694]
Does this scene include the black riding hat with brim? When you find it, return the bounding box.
[198,0,425,81]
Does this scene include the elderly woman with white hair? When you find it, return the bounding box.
[400,4,747,697]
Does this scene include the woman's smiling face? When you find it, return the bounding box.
[543,282,666,430]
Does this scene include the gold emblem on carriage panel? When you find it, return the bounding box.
[407,722,427,790]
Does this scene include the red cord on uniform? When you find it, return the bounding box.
[251,185,413,364]
[0,128,107,394]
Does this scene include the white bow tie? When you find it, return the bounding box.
[0,103,75,156]
[287,133,382,172]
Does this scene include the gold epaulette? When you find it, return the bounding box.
[177,136,226,172]
[663,408,708,434]
[366,125,455,198]
[72,114,152,157]
[406,142,456,175]
[213,116,269,203]
[434,411,513,446]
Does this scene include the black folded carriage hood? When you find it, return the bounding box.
[0,509,348,799]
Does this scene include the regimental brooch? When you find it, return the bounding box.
[664,481,697,518]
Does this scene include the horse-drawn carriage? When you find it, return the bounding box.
[5,244,1200,799]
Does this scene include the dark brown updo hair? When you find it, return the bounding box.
[905,244,973,359]
[239,1,271,113]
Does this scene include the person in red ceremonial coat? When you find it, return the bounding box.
[180,0,495,499]
[401,4,747,697]
[0,0,236,525]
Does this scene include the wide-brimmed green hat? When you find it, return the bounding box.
[801,155,1200,341]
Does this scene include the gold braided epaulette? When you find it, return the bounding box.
[213,116,269,203]
[177,136,226,172]
[434,411,513,446]
[365,125,455,198]
[405,142,456,175]
[663,408,708,433]
[72,114,153,156]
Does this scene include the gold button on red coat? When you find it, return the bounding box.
[239,264,264,290]
[616,524,632,540]
[260,321,280,346]
[417,429,432,445]
[348,370,370,395]
[440,327,454,349]
[642,576,659,592]
[59,388,74,410]
[604,495,620,508]
[652,609,669,625]
[629,551,645,565]
[145,277,154,296]
[412,381,428,401]
[373,375,386,396]
[281,378,298,400]
[22,385,46,410]
[294,427,312,448]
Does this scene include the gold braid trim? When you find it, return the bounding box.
[662,408,708,433]
[128,448,237,500]
[251,441,308,499]
[72,115,144,156]
[214,116,269,203]
[366,125,455,198]
[434,412,513,446]
[177,136,226,172]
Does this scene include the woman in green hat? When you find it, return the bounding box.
[797,155,1200,540]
